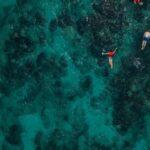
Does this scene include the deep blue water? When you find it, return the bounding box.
[0,0,150,150]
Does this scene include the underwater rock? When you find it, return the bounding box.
[80,75,93,91]
[34,131,44,150]
[3,56,37,91]
[91,141,112,150]
[45,140,57,150]
[13,36,33,52]
[66,90,77,101]
[4,33,33,61]
[121,56,142,76]
[123,140,131,150]
[6,33,34,60]
[23,82,41,103]
[133,11,144,22]
[101,67,109,77]
[59,55,68,68]
[36,53,67,78]
[36,52,50,69]
[49,19,58,32]
[57,14,73,28]
[70,106,89,139]
[76,17,88,35]
[35,146,42,150]
[1,82,10,97]
[33,11,47,26]
[6,124,22,145]
[52,80,62,88]
[89,44,100,58]
[45,129,70,150]
[19,15,32,28]
[37,31,47,44]
[16,0,30,6]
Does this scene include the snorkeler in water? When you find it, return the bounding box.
[133,0,143,5]
[141,30,150,50]
[102,48,118,69]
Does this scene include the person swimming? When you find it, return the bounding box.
[102,48,118,69]
[133,0,143,5]
[141,30,150,50]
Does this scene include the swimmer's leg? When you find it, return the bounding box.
[139,1,143,5]
[141,40,147,50]
[108,57,113,69]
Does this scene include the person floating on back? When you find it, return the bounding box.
[141,30,150,50]
[133,0,143,5]
[102,48,118,69]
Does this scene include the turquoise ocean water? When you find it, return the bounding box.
[0,0,150,149]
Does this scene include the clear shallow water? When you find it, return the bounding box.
[0,0,150,150]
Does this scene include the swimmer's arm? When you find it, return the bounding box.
[113,48,118,54]
[102,52,109,55]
